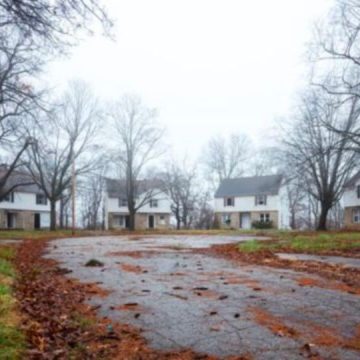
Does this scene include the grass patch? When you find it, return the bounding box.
[0,245,25,359]
[0,259,15,278]
[0,325,24,359]
[0,284,10,296]
[238,240,281,253]
[238,232,360,255]
[0,248,15,261]
[71,313,96,331]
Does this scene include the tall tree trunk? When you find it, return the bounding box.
[290,210,296,230]
[175,209,181,230]
[50,200,57,231]
[59,198,64,229]
[317,203,330,231]
[129,211,136,231]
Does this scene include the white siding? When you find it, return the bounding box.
[214,194,279,213]
[278,185,290,229]
[0,192,50,212]
[343,181,360,207]
[215,189,290,230]
[106,189,171,214]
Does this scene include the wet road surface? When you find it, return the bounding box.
[46,235,360,359]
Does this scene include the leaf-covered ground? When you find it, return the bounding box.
[14,238,247,359]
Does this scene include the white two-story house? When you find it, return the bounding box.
[342,172,360,228]
[214,175,290,229]
[0,171,50,230]
[104,178,171,230]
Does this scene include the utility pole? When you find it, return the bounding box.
[71,157,76,236]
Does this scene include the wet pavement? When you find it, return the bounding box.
[46,235,360,359]
[276,253,360,269]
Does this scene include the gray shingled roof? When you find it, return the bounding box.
[215,175,283,198]
[105,178,164,198]
[0,168,44,194]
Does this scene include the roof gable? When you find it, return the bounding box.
[105,178,164,198]
[215,175,283,198]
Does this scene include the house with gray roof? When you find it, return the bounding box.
[214,175,290,229]
[342,171,360,228]
[104,178,171,230]
[0,169,50,229]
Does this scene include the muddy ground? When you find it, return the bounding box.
[44,235,360,360]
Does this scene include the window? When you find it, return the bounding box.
[357,185,360,199]
[224,197,234,207]
[150,199,158,208]
[353,209,360,223]
[159,215,165,220]
[1,192,14,203]
[260,213,270,223]
[119,198,128,207]
[222,214,231,225]
[36,193,47,205]
[255,195,267,205]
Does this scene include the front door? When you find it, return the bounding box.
[148,215,155,229]
[7,213,16,229]
[125,215,130,229]
[240,213,251,229]
[34,213,41,229]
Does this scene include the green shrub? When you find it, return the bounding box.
[252,220,273,229]
[85,259,104,267]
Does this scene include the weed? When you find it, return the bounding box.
[0,259,15,277]
[85,259,104,267]
[0,248,15,261]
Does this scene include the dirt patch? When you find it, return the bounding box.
[115,303,147,314]
[250,306,360,353]
[120,263,146,274]
[82,282,112,297]
[201,244,360,291]
[297,277,360,295]
[106,250,159,258]
[249,307,298,338]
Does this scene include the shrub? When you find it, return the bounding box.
[84,259,104,267]
[252,220,273,229]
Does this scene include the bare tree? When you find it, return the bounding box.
[110,95,165,231]
[0,31,45,199]
[0,0,111,199]
[80,168,107,230]
[24,82,101,230]
[59,191,71,229]
[312,0,360,98]
[286,180,306,230]
[248,147,281,176]
[282,90,358,230]
[162,160,198,230]
[202,133,250,187]
[0,0,112,51]
[192,190,214,230]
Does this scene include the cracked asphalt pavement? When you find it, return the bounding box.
[46,235,360,359]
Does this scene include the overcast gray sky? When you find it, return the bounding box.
[43,0,332,160]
